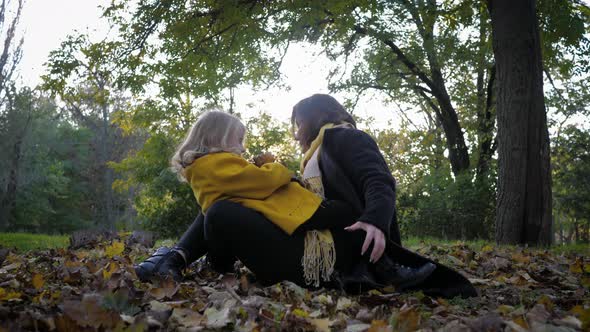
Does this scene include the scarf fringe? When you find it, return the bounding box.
[302,230,336,287]
[300,122,353,287]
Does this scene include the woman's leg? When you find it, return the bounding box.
[204,200,308,285]
[204,200,371,288]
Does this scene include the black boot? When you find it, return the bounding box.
[375,255,436,291]
[135,247,187,282]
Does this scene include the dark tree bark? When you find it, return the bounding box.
[488,0,553,246]
[0,104,30,230]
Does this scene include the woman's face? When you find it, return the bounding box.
[292,116,308,152]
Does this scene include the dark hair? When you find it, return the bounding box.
[291,94,356,150]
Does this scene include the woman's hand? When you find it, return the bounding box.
[345,221,386,263]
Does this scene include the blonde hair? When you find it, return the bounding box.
[171,110,246,178]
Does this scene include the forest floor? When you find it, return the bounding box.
[0,233,588,331]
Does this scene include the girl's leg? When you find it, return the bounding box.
[135,214,207,282]
[176,213,207,264]
[204,200,308,285]
[296,199,358,231]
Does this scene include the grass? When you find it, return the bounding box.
[0,232,69,252]
[0,232,587,255]
[405,236,589,255]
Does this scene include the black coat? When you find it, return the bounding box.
[320,127,477,298]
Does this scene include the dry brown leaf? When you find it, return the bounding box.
[31,273,44,290]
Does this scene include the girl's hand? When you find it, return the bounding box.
[345,221,386,263]
[253,152,276,167]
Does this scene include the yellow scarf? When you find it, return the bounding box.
[300,123,352,287]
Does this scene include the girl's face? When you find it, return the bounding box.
[232,126,246,154]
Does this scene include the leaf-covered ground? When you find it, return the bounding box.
[0,235,588,331]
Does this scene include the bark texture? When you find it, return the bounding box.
[488,0,552,245]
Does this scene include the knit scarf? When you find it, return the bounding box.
[300,122,354,287]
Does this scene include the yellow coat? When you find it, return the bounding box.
[184,152,322,235]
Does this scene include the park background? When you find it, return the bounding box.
[0,1,589,331]
[1,0,589,246]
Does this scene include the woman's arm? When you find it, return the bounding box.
[323,128,397,262]
[323,128,396,235]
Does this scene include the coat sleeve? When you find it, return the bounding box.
[323,128,396,236]
[204,158,293,199]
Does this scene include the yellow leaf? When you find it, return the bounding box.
[513,316,529,329]
[570,259,583,274]
[571,305,590,330]
[392,307,420,332]
[102,262,119,280]
[537,295,554,310]
[496,305,515,315]
[0,287,22,301]
[105,241,124,258]
[368,320,392,332]
[368,289,383,296]
[292,308,309,318]
[75,250,89,259]
[32,273,45,290]
[481,245,494,253]
[511,253,531,264]
[382,285,396,293]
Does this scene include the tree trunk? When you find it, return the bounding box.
[488,0,553,246]
[0,140,21,229]
[97,79,115,231]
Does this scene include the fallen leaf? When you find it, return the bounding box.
[481,245,494,253]
[105,241,125,258]
[0,287,21,301]
[171,307,202,327]
[346,323,371,332]
[368,319,392,332]
[102,262,119,280]
[32,273,45,290]
[310,318,332,332]
[204,307,232,329]
[292,308,309,318]
[336,297,353,311]
[392,307,420,332]
[149,278,179,300]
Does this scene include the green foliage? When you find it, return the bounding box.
[111,131,199,238]
[244,112,301,173]
[398,170,495,240]
[371,124,495,240]
[552,125,590,242]
[0,232,69,251]
[0,89,96,233]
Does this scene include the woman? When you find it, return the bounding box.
[136,94,476,298]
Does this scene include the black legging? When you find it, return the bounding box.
[177,200,365,286]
